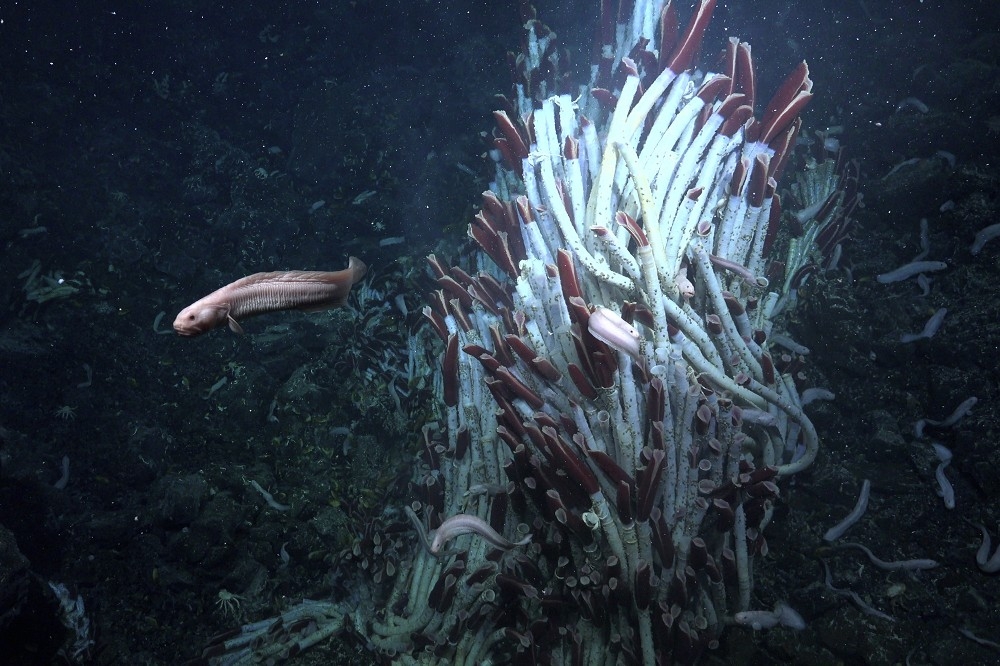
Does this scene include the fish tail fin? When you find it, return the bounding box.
[347,256,367,284]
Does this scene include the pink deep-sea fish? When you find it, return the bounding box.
[173,256,366,336]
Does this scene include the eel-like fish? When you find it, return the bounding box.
[173,256,366,336]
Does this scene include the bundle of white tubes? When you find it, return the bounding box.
[199,2,848,664]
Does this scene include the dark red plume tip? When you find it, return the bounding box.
[657,1,680,71]
[748,153,770,208]
[729,157,749,196]
[534,411,560,431]
[470,348,502,374]
[705,313,723,335]
[636,448,666,522]
[646,378,665,424]
[712,498,735,531]
[767,118,800,182]
[568,363,598,400]
[495,367,545,410]
[428,289,449,318]
[715,92,746,121]
[422,305,448,342]
[449,266,474,287]
[666,0,718,73]
[467,282,500,318]
[735,41,755,108]
[477,271,515,310]
[442,333,459,407]
[521,422,546,453]
[591,87,618,111]
[447,298,473,332]
[542,426,600,495]
[758,61,813,144]
[493,137,519,176]
[426,253,448,280]
[616,479,634,525]
[760,352,775,385]
[531,356,563,382]
[494,92,516,117]
[620,56,639,78]
[563,135,579,160]
[650,507,676,565]
[719,103,753,138]
[759,61,810,127]
[696,74,731,104]
[722,291,744,317]
[719,37,738,94]
[745,465,779,484]
[695,403,713,435]
[587,446,636,489]
[480,191,510,231]
[493,110,529,160]
[504,333,537,365]
[650,420,665,451]
[514,195,535,225]
[615,211,648,247]
[557,249,584,301]
[469,214,519,279]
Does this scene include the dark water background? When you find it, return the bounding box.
[1,0,998,663]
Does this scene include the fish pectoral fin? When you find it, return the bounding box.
[228,315,245,335]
